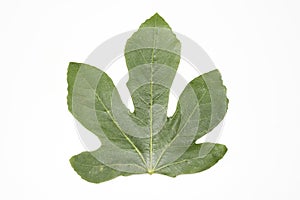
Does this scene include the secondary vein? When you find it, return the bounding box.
[94,91,147,167]
[153,103,199,170]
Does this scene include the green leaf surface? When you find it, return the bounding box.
[156,143,227,177]
[70,152,130,183]
[67,13,228,183]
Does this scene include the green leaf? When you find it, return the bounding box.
[156,143,227,177]
[67,13,228,183]
[70,152,130,183]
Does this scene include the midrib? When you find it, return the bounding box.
[149,16,158,172]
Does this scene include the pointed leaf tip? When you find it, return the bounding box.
[140,13,171,29]
[153,12,161,17]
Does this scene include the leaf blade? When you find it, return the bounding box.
[124,13,181,170]
[156,143,227,177]
[189,69,229,140]
[67,13,229,183]
[67,62,147,170]
[70,152,131,183]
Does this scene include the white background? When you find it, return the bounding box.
[1,0,300,199]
